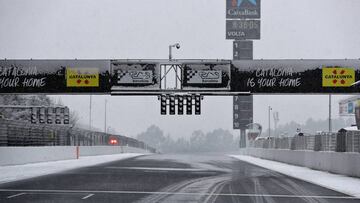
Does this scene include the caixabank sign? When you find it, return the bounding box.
[226,0,261,19]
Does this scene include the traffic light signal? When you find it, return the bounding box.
[55,107,61,124]
[31,107,38,124]
[158,94,203,115]
[177,95,184,115]
[194,95,201,115]
[160,95,167,115]
[169,95,176,115]
[39,107,46,124]
[55,115,61,124]
[47,107,54,124]
[186,95,192,115]
[63,107,70,125]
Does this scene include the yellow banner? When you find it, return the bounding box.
[66,68,99,87]
[322,67,355,87]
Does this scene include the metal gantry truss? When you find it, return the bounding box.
[160,63,183,90]
[110,59,249,96]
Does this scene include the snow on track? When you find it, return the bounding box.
[229,155,360,198]
[0,153,144,184]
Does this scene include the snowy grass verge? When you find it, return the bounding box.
[0,153,144,184]
[229,155,360,198]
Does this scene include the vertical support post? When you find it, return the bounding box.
[233,41,253,149]
[164,66,167,89]
[169,45,172,60]
[329,94,332,132]
[240,129,246,148]
[76,146,80,159]
[89,95,92,131]
[175,65,178,89]
[104,99,107,133]
[268,106,272,137]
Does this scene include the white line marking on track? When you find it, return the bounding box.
[0,189,359,200]
[82,194,94,199]
[6,192,26,199]
[105,166,210,172]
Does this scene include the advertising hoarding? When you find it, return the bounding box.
[0,60,110,93]
[231,59,360,93]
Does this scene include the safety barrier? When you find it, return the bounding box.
[248,131,360,153]
[0,146,149,166]
[0,146,77,166]
[239,148,360,178]
[0,118,155,153]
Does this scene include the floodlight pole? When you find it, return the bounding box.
[268,106,272,137]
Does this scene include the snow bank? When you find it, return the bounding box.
[229,155,360,198]
[0,146,77,166]
[0,153,143,184]
[236,148,360,177]
[0,146,150,166]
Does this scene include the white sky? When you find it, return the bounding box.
[1,0,360,138]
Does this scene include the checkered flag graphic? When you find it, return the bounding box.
[117,70,128,82]
[186,70,198,82]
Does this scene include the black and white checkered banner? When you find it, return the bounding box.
[117,70,153,84]
[186,70,222,84]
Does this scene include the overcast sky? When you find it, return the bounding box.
[1,0,360,138]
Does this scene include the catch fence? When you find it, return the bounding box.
[248,131,360,153]
[0,118,155,153]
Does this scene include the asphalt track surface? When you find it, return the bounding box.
[0,153,359,203]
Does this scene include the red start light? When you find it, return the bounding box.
[110,139,118,145]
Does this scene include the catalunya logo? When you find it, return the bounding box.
[322,67,355,87]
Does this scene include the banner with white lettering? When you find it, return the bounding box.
[0,60,110,93]
[231,60,360,93]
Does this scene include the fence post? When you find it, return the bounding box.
[76,146,80,159]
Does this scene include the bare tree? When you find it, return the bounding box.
[69,110,80,127]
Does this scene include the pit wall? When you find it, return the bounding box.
[240,148,360,178]
[0,146,151,166]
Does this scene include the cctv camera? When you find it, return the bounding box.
[175,43,180,49]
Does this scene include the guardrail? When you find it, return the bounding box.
[0,118,156,153]
[248,131,360,153]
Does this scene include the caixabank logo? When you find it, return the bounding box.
[231,0,257,7]
[322,67,355,87]
[226,0,260,19]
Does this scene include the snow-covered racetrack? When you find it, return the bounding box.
[0,153,359,203]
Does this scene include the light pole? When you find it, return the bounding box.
[168,43,180,60]
[273,111,279,137]
[89,95,92,131]
[104,99,107,133]
[268,106,272,137]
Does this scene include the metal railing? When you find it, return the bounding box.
[0,118,155,153]
[248,131,360,153]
